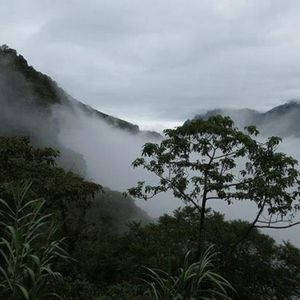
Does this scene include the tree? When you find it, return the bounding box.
[128,116,300,251]
[0,136,102,252]
[132,207,300,299]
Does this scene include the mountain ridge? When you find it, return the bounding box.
[193,100,300,137]
[0,44,151,228]
[0,44,142,134]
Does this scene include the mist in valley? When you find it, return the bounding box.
[53,104,300,247]
[3,1,300,297]
[52,104,182,218]
[1,48,300,248]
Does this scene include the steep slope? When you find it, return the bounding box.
[0,45,161,170]
[0,44,139,133]
[0,44,150,226]
[258,101,300,137]
[88,188,151,232]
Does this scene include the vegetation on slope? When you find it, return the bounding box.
[1,45,300,299]
[0,44,140,133]
[1,116,300,298]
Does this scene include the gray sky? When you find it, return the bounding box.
[1,0,300,130]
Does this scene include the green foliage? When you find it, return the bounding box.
[0,182,70,300]
[88,188,150,232]
[144,247,234,300]
[0,136,101,204]
[58,274,100,300]
[122,207,300,299]
[129,116,300,249]
[0,136,102,253]
[0,136,151,293]
[0,108,299,298]
[0,44,64,106]
[97,282,147,300]
[0,44,141,133]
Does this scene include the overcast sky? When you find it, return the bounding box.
[1,0,300,130]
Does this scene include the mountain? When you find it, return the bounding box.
[0,44,141,133]
[193,100,300,137]
[0,45,151,226]
[0,45,161,170]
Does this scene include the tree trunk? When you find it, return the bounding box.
[197,191,207,258]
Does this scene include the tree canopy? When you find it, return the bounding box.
[129,116,300,248]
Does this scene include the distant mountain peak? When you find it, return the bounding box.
[264,100,300,115]
[192,100,300,137]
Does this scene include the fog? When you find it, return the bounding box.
[0,54,181,218]
[53,105,300,247]
[53,104,182,217]
[207,110,300,247]
[1,61,300,246]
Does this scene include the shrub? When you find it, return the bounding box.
[0,182,70,299]
[144,246,235,300]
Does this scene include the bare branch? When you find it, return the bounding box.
[256,219,291,224]
[255,221,300,229]
[206,196,221,201]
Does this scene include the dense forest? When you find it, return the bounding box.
[1,46,300,299]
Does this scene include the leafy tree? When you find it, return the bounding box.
[0,136,101,252]
[0,135,152,298]
[129,116,300,251]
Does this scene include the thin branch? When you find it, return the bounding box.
[211,151,238,161]
[226,199,267,265]
[255,221,300,229]
[206,197,221,201]
[157,174,202,213]
[256,219,291,224]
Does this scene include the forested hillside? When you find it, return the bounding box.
[1,45,300,299]
[0,45,150,242]
[0,44,140,132]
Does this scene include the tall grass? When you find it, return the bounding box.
[0,182,69,300]
[143,246,235,300]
